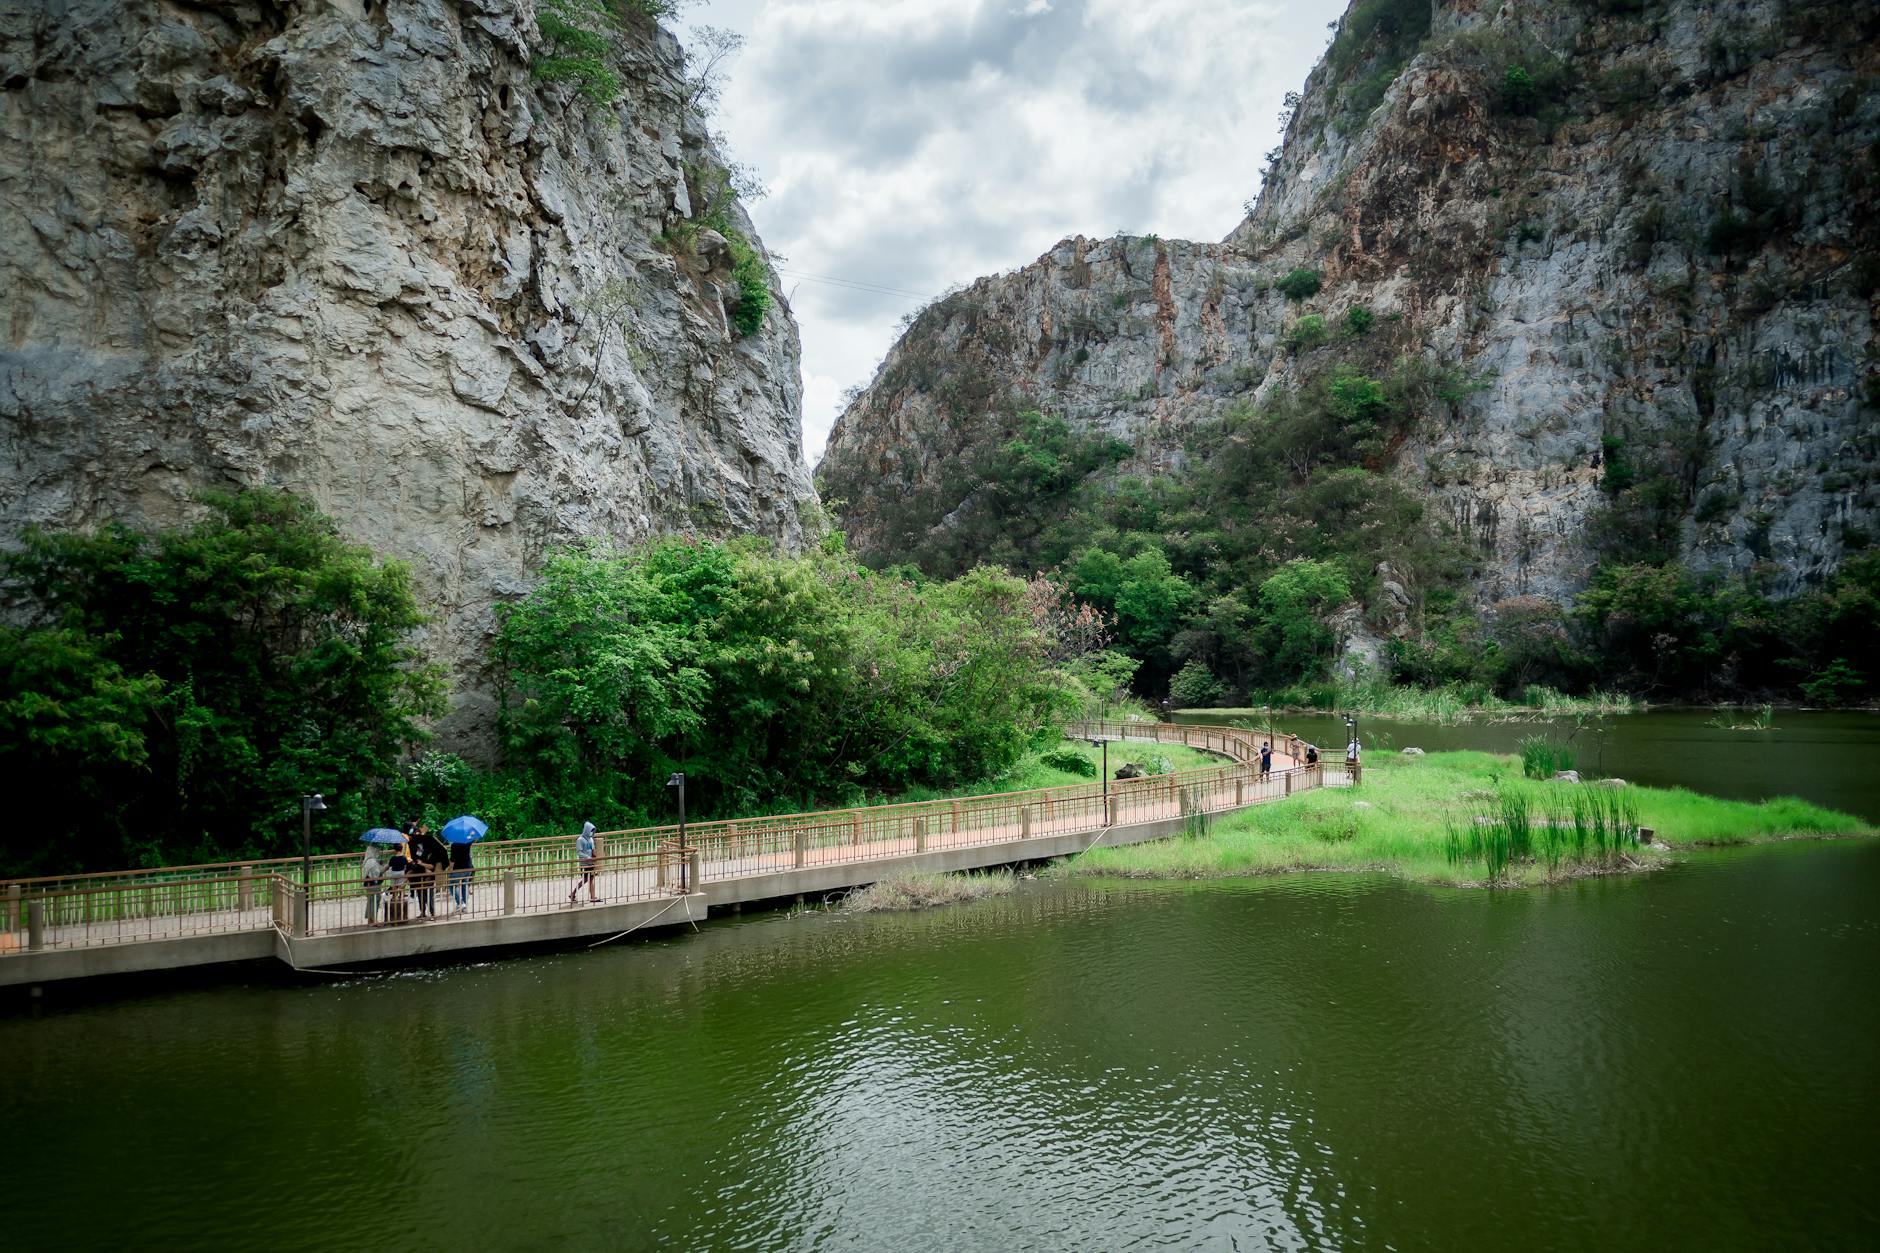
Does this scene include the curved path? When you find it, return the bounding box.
[1,720,1351,985]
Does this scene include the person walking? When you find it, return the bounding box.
[362,843,386,927]
[448,835,474,914]
[568,821,601,905]
[1260,741,1273,778]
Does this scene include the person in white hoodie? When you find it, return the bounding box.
[568,821,601,905]
[362,844,386,927]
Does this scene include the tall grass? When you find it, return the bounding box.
[1519,735,1576,779]
[1213,679,1636,723]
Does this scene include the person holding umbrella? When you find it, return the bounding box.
[441,815,488,914]
[359,828,404,927]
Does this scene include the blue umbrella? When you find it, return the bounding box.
[360,828,407,845]
[441,815,488,844]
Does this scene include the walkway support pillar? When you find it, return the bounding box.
[27,899,44,951]
[688,850,702,890]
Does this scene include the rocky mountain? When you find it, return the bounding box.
[821,0,1879,631]
[0,0,816,743]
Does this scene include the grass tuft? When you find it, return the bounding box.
[839,870,1016,913]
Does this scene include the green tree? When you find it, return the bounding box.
[1,490,443,871]
[1255,559,1351,680]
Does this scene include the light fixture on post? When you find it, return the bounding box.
[1343,713,1359,781]
[300,793,326,932]
[666,772,687,892]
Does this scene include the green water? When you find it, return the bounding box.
[1182,708,1880,822]
[4,840,1877,1250]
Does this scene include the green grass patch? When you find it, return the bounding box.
[1063,751,1871,888]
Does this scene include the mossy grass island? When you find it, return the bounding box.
[1062,751,1873,889]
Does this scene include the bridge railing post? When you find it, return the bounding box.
[914,816,927,852]
[793,826,808,868]
[688,850,702,890]
[502,872,516,916]
[27,898,45,951]
[1285,770,1293,797]
[1020,805,1031,839]
[238,866,254,912]
[5,882,18,932]
[1106,794,1118,827]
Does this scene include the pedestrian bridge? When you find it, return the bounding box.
[0,720,1355,987]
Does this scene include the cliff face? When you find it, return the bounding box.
[821,0,1879,609]
[0,0,816,742]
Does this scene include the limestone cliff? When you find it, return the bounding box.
[821,0,1879,614]
[0,0,816,743]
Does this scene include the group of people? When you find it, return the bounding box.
[360,820,474,927]
[1254,738,1348,777]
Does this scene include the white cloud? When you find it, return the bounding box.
[683,0,1345,464]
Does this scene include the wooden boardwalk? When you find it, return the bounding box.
[1,720,1351,984]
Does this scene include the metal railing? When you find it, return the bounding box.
[1,719,1348,957]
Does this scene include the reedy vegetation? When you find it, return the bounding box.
[1066,752,1869,888]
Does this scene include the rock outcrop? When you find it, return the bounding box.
[821,0,1878,606]
[0,0,816,745]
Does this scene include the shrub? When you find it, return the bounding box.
[727,234,771,336]
[1040,747,1099,777]
[1168,660,1227,708]
[1286,314,1329,351]
[533,0,625,105]
[1502,65,1537,113]
[1800,658,1865,706]
[1344,306,1375,336]
[1276,267,1323,300]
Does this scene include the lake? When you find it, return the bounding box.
[4,838,1876,1249]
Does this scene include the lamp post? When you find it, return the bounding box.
[1344,713,1359,781]
[300,792,325,931]
[666,772,687,892]
[1089,737,1108,798]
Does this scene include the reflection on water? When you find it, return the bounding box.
[4,843,1877,1251]
[1179,708,1880,822]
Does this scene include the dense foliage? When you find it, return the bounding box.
[0,491,443,874]
[488,536,1078,825]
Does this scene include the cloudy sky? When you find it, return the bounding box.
[681,0,1347,463]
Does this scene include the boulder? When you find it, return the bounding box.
[1553,770,1582,783]
[1402,746,1425,756]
